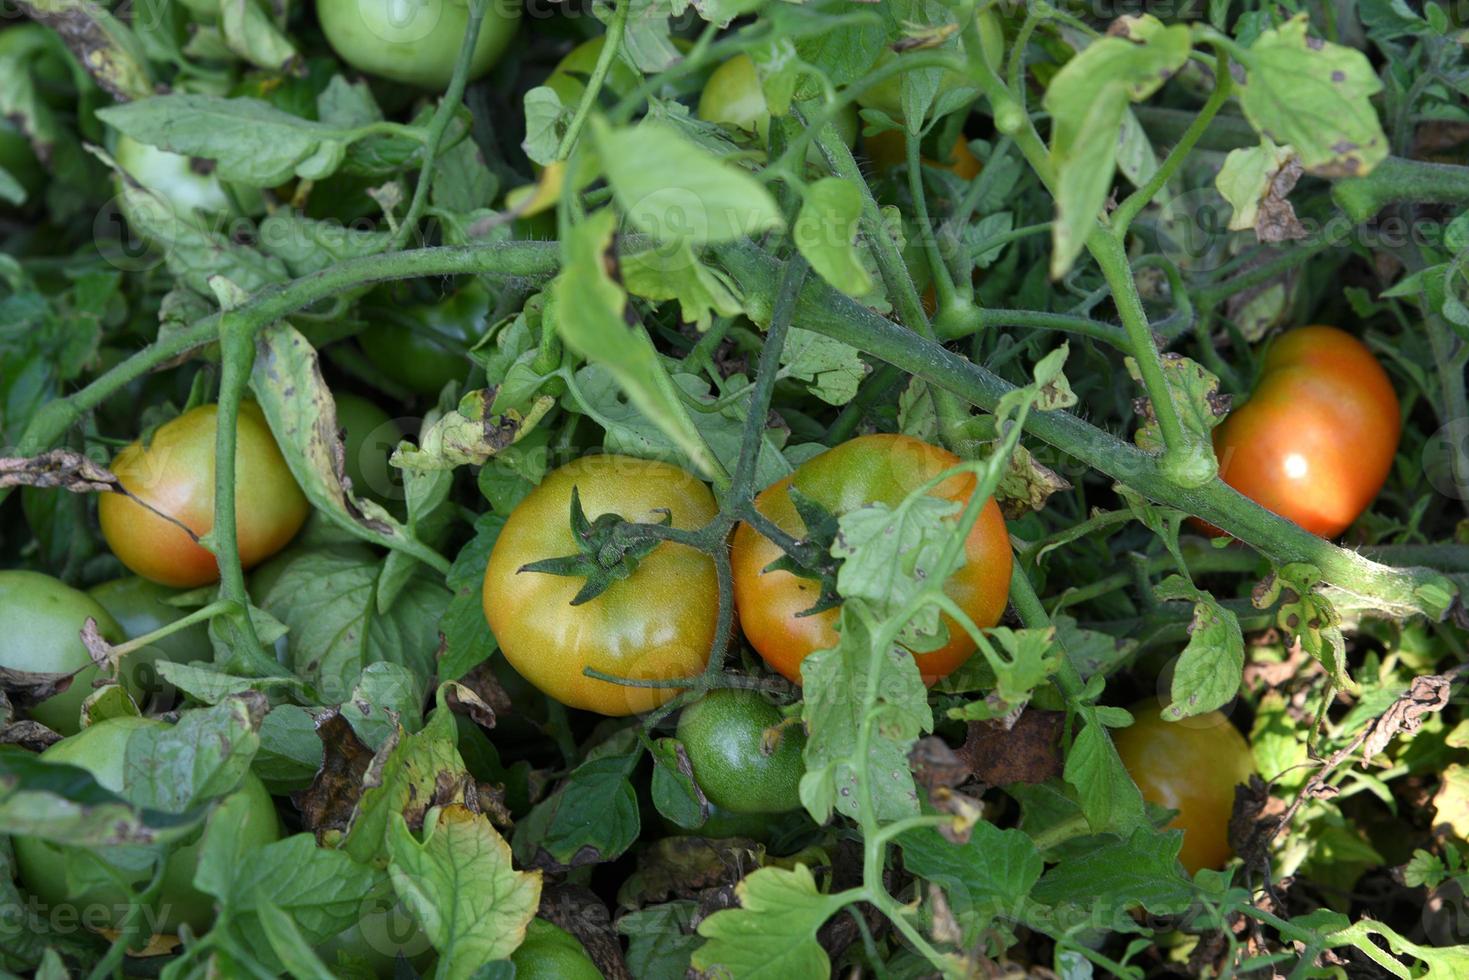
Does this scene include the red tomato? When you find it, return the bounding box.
[1211,325,1399,538]
[99,403,309,588]
[731,434,1011,685]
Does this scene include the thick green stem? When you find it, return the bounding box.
[810,114,970,449]
[715,240,1456,620]
[1332,155,1469,222]
[1112,51,1233,235]
[556,0,632,160]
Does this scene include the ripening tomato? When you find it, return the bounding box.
[732,434,1011,685]
[862,128,982,180]
[482,455,720,716]
[698,54,859,164]
[0,571,132,735]
[1112,702,1255,874]
[13,715,280,934]
[316,0,521,88]
[99,403,309,588]
[1211,325,1399,538]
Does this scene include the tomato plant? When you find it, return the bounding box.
[482,454,720,716]
[676,689,806,814]
[0,571,131,735]
[1113,702,1256,874]
[1211,325,1400,539]
[99,402,309,588]
[732,434,1011,684]
[317,0,521,88]
[12,716,279,934]
[6,4,1469,979]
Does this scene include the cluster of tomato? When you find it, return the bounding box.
[0,6,1410,950]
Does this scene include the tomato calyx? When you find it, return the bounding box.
[517,486,673,605]
[760,487,844,619]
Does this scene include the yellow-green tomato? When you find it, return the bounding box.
[482,455,720,716]
[13,716,280,935]
[316,0,521,88]
[544,36,643,107]
[510,920,603,980]
[0,571,132,735]
[698,54,858,162]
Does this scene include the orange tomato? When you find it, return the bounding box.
[1113,701,1255,874]
[731,434,1011,684]
[863,129,981,180]
[99,403,308,588]
[1211,325,1399,538]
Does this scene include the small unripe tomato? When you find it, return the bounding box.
[732,434,1011,685]
[0,571,132,735]
[316,0,521,88]
[99,403,309,588]
[510,920,602,980]
[677,689,806,815]
[13,715,280,934]
[333,392,400,505]
[1211,325,1399,538]
[357,281,491,396]
[482,455,720,716]
[1112,701,1254,874]
[862,129,981,180]
[698,55,859,163]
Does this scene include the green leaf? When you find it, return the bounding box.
[511,747,643,867]
[388,807,541,979]
[13,0,153,100]
[620,243,745,333]
[800,606,932,823]
[779,328,869,406]
[195,834,383,971]
[392,388,553,471]
[256,899,337,980]
[1215,139,1304,236]
[125,694,264,812]
[1154,576,1245,720]
[98,95,348,186]
[552,208,724,481]
[521,86,566,168]
[1124,352,1226,466]
[649,738,710,830]
[1237,15,1388,177]
[1042,15,1191,276]
[898,820,1042,940]
[832,495,959,652]
[620,902,702,980]
[691,864,848,980]
[794,178,872,297]
[593,118,784,244]
[1032,828,1193,915]
[1063,707,1147,836]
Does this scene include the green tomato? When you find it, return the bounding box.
[544,36,643,107]
[333,392,400,504]
[88,576,212,668]
[698,54,858,163]
[317,0,521,88]
[12,716,280,935]
[676,689,806,815]
[510,919,603,980]
[357,280,491,396]
[0,571,133,735]
[316,901,436,978]
[114,134,234,216]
